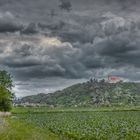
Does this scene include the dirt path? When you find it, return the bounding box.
[0,118,7,133]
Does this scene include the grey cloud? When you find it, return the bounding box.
[0,12,40,34]
[0,12,23,33]
[3,57,41,68]
[95,31,140,68]
[21,23,38,34]
[1,0,140,96]
[0,39,85,79]
[1,26,140,82]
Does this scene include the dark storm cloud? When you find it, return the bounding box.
[1,0,140,96]
[0,12,40,34]
[0,21,22,33]
[95,30,140,68]
[21,23,38,34]
[58,24,98,43]
[3,58,41,68]
[1,12,140,81]
[7,42,87,80]
[0,12,23,33]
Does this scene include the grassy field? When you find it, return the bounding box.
[0,116,62,140]
[0,107,140,140]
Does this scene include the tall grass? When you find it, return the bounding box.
[0,117,61,140]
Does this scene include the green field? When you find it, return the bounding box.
[0,107,140,140]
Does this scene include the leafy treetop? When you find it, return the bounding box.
[0,70,13,89]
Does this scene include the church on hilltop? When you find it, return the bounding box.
[108,75,122,83]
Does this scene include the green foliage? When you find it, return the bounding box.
[0,86,12,111]
[19,80,140,108]
[0,70,14,111]
[0,70,13,89]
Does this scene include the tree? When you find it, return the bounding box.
[0,70,13,89]
[0,70,14,111]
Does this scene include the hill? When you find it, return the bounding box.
[16,79,140,107]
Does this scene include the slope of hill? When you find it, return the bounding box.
[16,80,140,107]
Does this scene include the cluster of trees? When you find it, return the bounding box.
[0,70,14,111]
[87,78,139,107]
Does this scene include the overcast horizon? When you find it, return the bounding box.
[0,0,140,97]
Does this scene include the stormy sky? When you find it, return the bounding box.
[1,0,140,97]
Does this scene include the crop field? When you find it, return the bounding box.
[14,108,140,140]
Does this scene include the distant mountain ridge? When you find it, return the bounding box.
[16,79,140,107]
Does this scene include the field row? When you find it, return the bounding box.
[17,110,140,140]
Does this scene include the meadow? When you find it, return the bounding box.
[12,107,140,140]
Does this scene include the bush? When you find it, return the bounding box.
[0,70,14,112]
[0,86,12,111]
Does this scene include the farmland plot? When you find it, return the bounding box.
[17,110,140,140]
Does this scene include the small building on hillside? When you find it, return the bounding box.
[108,75,122,83]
